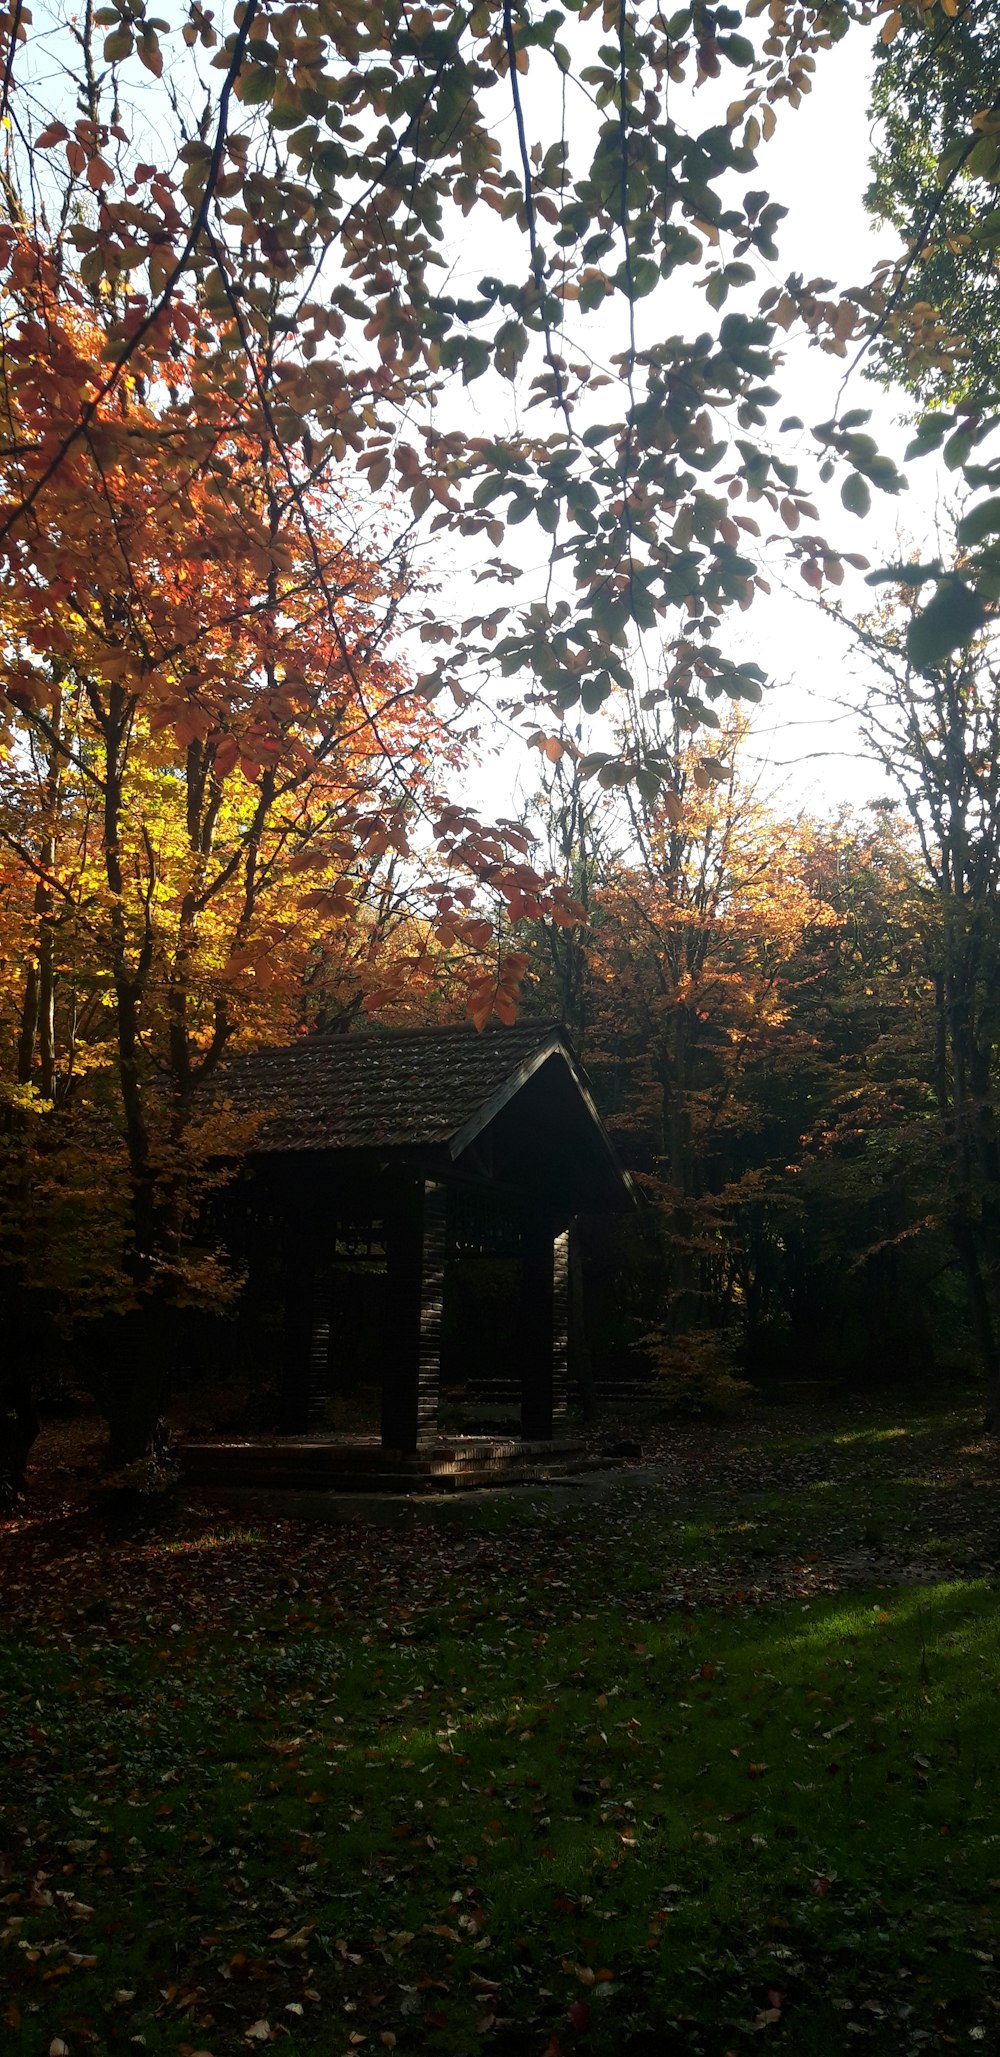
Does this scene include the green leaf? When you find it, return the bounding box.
[582,677,609,714]
[865,562,941,589]
[236,64,276,105]
[904,415,950,460]
[944,428,974,472]
[865,455,904,493]
[630,258,660,299]
[957,498,1000,547]
[973,208,1000,245]
[461,338,490,384]
[841,473,871,518]
[906,578,989,671]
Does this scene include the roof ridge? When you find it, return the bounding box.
[275,1018,567,1052]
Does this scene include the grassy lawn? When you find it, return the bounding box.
[3,1399,1000,2056]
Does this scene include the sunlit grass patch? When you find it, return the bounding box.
[832,1425,913,1447]
[158,1527,268,1553]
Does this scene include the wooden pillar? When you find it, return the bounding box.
[306,1273,333,1430]
[381,1178,445,1452]
[553,1227,569,1428]
[520,1216,569,1440]
[280,1217,314,1435]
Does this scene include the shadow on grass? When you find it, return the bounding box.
[3,1580,1000,2054]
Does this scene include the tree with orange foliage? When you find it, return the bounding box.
[0,239,564,1458]
[533,713,861,1404]
[589,716,834,1192]
[533,723,950,1407]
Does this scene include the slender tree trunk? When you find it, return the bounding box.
[17,687,62,1095]
[0,1366,40,1498]
[95,687,169,1462]
[16,963,39,1085]
[952,1215,1000,1428]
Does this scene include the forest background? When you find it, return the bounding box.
[4,0,1000,1477]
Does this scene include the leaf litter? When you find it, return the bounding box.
[3,1396,1000,2054]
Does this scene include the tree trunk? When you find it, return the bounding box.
[0,1365,40,1498]
[16,963,39,1085]
[952,1215,1000,1429]
[82,1309,171,1466]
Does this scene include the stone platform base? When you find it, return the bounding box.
[177,1433,589,1494]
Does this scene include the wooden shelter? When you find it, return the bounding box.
[216,1022,631,1466]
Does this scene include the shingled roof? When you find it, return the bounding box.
[224,1020,592,1158]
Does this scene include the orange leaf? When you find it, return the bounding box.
[468,988,494,1032]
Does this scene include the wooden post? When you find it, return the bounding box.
[553,1226,569,1429]
[280,1219,314,1434]
[306,1272,332,1430]
[381,1178,445,1452]
[520,1214,568,1440]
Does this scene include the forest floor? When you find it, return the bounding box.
[3,1392,1000,2057]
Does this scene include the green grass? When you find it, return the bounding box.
[4,1400,1000,2054]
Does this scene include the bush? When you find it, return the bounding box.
[638,1325,751,1416]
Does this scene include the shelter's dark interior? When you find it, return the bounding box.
[218,1025,632,1449]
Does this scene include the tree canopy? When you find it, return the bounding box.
[867,0,1000,403]
[10,0,1000,1464]
[2,0,911,759]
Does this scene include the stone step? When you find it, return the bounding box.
[178,1435,588,1494]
